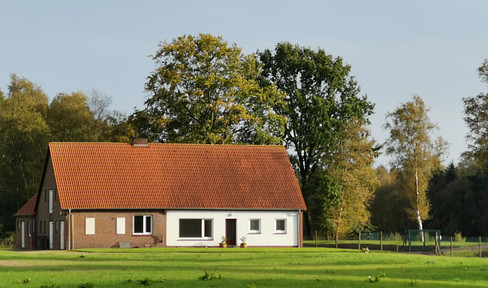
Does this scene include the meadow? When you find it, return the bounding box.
[1,247,488,288]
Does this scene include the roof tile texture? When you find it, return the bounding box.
[14,192,38,216]
[49,143,306,211]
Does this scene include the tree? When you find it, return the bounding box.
[463,59,488,165]
[47,92,95,142]
[258,42,375,235]
[370,167,410,234]
[88,89,113,141]
[325,121,380,238]
[384,95,447,234]
[133,34,286,144]
[0,75,49,231]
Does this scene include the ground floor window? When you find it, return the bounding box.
[179,219,212,238]
[85,218,95,235]
[133,215,152,235]
[249,219,261,233]
[275,219,286,233]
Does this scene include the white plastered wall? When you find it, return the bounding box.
[166,210,300,247]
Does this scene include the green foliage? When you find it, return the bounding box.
[367,273,385,283]
[198,271,223,281]
[133,34,286,145]
[384,95,447,231]
[0,74,49,231]
[47,92,95,142]
[259,42,375,237]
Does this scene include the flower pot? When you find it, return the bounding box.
[240,243,247,248]
[220,242,227,248]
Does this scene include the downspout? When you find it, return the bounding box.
[68,209,71,250]
[297,210,301,248]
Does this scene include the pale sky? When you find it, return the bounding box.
[1,0,487,167]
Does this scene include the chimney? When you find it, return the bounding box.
[132,138,149,147]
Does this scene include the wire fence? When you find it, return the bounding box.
[305,231,488,257]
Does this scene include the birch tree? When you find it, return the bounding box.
[384,95,447,234]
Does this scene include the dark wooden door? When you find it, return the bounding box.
[226,219,237,246]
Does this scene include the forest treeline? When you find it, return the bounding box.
[1,34,487,240]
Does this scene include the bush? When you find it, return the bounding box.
[0,232,15,248]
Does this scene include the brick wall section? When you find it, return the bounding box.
[36,157,66,250]
[70,211,166,249]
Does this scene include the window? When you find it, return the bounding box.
[179,219,212,238]
[48,189,54,214]
[116,217,126,235]
[275,219,286,233]
[249,219,261,233]
[28,221,33,237]
[85,217,95,235]
[133,215,152,235]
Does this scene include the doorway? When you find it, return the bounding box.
[225,219,236,246]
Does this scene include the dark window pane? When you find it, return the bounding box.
[276,220,285,231]
[145,216,152,233]
[250,220,260,231]
[204,219,212,237]
[179,219,201,237]
[134,216,143,233]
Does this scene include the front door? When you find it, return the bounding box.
[225,219,236,246]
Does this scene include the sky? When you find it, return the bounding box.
[1,0,487,167]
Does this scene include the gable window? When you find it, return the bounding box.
[85,218,95,235]
[275,219,286,233]
[133,215,152,235]
[249,219,261,233]
[179,219,212,239]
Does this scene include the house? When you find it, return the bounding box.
[14,141,306,250]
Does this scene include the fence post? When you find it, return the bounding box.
[450,236,453,257]
[434,232,440,255]
[358,231,361,250]
[380,231,383,251]
[315,231,318,248]
[479,236,482,258]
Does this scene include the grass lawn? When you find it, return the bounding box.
[1,248,488,288]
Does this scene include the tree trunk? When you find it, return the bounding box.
[415,169,424,242]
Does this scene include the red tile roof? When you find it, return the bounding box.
[48,143,306,211]
[14,193,38,216]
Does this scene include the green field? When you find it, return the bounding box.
[1,248,488,288]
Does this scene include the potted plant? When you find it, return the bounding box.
[240,236,247,248]
[219,236,227,248]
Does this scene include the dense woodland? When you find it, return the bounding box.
[1,34,488,240]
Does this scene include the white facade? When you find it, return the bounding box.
[166,210,301,247]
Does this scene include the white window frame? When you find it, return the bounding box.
[133,215,152,235]
[275,219,287,233]
[178,219,213,240]
[85,217,95,235]
[116,217,126,235]
[48,189,54,214]
[249,219,261,234]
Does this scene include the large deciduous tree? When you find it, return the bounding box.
[258,43,375,236]
[47,92,94,142]
[463,59,488,166]
[325,121,380,238]
[0,75,49,232]
[133,34,286,144]
[384,95,447,233]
